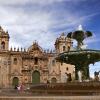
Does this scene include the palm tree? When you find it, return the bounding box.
[67,25,92,49]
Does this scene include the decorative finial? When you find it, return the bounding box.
[17,47,19,51]
[14,47,16,51]
[10,46,12,51]
[6,31,8,34]
[35,40,36,43]
[50,49,52,53]
[24,48,26,52]
[21,47,22,51]
[77,25,83,31]
[61,32,65,36]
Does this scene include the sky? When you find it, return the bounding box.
[0,0,100,78]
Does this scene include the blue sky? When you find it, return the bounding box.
[0,0,100,78]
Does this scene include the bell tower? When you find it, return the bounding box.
[55,33,73,53]
[0,26,10,51]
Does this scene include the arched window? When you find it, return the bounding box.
[63,46,66,51]
[13,58,17,65]
[34,57,38,65]
[1,41,5,50]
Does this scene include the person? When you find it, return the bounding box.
[20,84,23,91]
[17,85,21,91]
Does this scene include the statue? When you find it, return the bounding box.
[78,71,82,82]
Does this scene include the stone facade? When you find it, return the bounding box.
[0,26,75,88]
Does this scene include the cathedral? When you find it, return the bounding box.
[0,26,75,88]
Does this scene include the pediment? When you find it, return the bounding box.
[28,42,43,56]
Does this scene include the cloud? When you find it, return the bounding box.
[0,0,87,6]
[0,0,99,51]
[0,5,54,49]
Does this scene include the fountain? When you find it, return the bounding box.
[57,25,100,80]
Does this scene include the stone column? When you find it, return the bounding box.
[82,64,89,80]
[75,65,79,80]
[75,63,89,80]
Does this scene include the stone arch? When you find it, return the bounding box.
[12,77,19,86]
[51,77,57,83]
[63,46,66,51]
[1,41,5,49]
[32,70,40,84]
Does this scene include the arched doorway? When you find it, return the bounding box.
[12,77,19,86]
[67,73,72,82]
[51,77,57,83]
[32,71,40,84]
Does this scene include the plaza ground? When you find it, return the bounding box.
[0,88,100,100]
[1,96,100,100]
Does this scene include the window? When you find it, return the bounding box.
[66,67,69,71]
[1,41,5,50]
[63,46,66,51]
[13,58,17,65]
[61,62,63,65]
[34,57,38,65]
